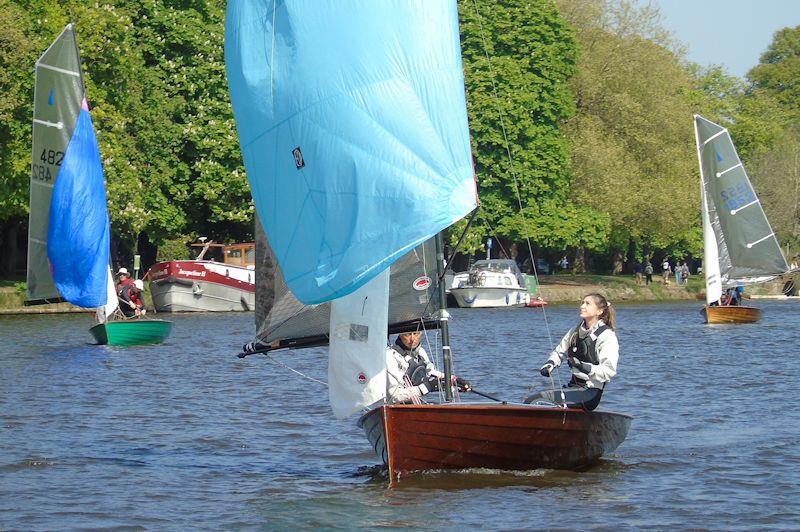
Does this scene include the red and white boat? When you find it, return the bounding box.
[145,242,255,312]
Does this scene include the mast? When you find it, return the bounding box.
[435,232,453,401]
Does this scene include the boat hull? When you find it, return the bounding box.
[358,403,632,480]
[89,319,173,346]
[703,305,761,324]
[526,299,548,308]
[146,260,255,312]
[450,287,529,308]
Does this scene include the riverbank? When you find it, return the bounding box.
[0,274,788,313]
[533,273,787,304]
[0,281,155,315]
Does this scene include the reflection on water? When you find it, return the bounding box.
[1,301,799,528]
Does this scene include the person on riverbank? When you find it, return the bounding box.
[116,268,145,317]
[633,262,644,285]
[527,293,618,410]
[644,261,653,284]
[662,259,671,284]
[386,330,470,403]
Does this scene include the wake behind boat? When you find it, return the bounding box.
[694,115,795,324]
[26,24,171,346]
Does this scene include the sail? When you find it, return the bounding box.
[47,99,112,308]
[328,269,390,419]
[27,24,85,304]
[247,217,439,353]
[225,0,478,305]
[694,115,789,289]
[96,268,119,322]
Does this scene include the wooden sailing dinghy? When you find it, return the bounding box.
[226,1,630,482]
[694,115,794,324]
[360,403,632,476]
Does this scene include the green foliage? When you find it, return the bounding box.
[14,281,27,295]
[155,236,190,262]
[458,0,580,253]
[748,25,800,114]
[0,0,41,222]
[748,127,800,249]
[2,0,796,276]
[559,0,698,263]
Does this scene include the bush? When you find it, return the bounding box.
[156,238,191,262]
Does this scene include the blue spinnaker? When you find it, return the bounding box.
[47,101,110,308]
[226,0,477,305]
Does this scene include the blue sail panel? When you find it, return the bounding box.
[47,103,111,308]
[226,0,477,305]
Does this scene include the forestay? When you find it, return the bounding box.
[27,24,84,304]
[225,0,478,305]
[694,115,789,301]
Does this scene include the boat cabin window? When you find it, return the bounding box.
[223,243,255,267]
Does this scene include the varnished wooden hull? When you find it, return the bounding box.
[703,305,761,324]
[358,403,632,481]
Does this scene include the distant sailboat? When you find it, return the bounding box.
[694,115,794,324]
[26,24,171,346]
[226,1,630,481]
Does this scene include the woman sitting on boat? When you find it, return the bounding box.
[386,330,470,404]
[527,293,618,411]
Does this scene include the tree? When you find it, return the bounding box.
[0,0,45,273]
[457,0,591,259]
[557,0,698,272]
[748,25,800,115]
[748,127,800,251]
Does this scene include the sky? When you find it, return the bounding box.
[650,0,800,78]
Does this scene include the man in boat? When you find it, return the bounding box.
[526,293,619,411]
[116,267,145,317]
[385,330,470,403]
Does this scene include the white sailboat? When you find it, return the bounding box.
[694,115,794,323]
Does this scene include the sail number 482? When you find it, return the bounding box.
[40,149,64,166]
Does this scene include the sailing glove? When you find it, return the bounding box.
[540,363,554,377]
[455,377,471,392]
[421,375,440,394]
[568,357,591,374]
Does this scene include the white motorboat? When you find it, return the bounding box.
[450,259,530,308]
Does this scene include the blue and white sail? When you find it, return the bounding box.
[47,98,115,314]
[225,0,477,305]
[27,24,85,304]
[694,115,790,304]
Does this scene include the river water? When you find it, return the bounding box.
[1,300,798,530]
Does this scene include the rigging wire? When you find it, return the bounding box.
[468,0,571,396]
[260,352,328,387]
